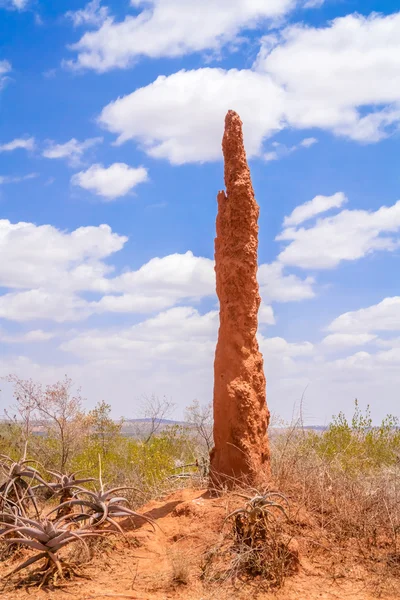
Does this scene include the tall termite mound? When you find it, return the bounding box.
[209,110,270,487]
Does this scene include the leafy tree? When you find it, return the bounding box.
[88,400,123,457]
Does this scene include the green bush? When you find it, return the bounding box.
[306,400,400,472]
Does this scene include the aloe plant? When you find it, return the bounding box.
[0,514,106,581]
[44,470,95,495]
[225,491,290,524]
[48,459,154,534]
[0,446,51,516]
[50,485,155,534]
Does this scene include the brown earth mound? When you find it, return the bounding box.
[211,110,270,487]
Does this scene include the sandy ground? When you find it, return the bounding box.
[0,488,398,600]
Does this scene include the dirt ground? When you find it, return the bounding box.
[0,488,398,600]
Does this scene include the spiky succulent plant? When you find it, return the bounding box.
[225,491,290,523]
[44,470,95,496]
[0,446,51,516]
[47,458,154,534]
[0,514,106,580]
[49,485,155,534]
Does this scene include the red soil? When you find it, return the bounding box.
[1,488,397,600]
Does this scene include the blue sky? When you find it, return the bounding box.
[1,0,400,424]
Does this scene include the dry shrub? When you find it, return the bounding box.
[270,417,400,593]
[202,491,298,591]
[169,548,191,586]
[66,534,117,566]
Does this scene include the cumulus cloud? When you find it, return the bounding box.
[0,329,55,343]
[98,12,400,164]
[0,220,126,292]
[258,262,315,302]
[110,251,215,299]
[0,217,316,323]
[60,306,219,364]
[259,303,275,326]
[66,0,109,27]
[99,68,285,164]
[277,199,400,269]
[283,192,347,227]
[321,333,378,350]
[256,12,400,142]
[71,163,149,200]
[0,215,398,422]
[0,290,93,322]
[66,0,298,72]
[43,137,103,166]
[327,297,400,335]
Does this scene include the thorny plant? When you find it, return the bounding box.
[225,491,290,544]
[0,514,109,587]
[202,490,295,590]
[44,470,95,497]
[0,444,51,517]
[48,458,156,535]
[0,451,156,588]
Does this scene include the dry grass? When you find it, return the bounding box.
[169,548,191,586]
[270,425,400,594]
[201,489,298,591]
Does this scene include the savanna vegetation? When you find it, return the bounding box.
[0,375,399,596]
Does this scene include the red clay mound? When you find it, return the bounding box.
[211,110,270,487]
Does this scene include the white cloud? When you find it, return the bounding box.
[258,262,315,302]
[66,0,298,72]
[303,0,324,8]
[0,137,35,152]
[256,12,400,142]
[259,303,275,325]
[376,337,400,349]
[300,137,317,148]
[0,60,11,73]
[0,217,316,322]
[111,251,215,299]
[264,151,278,162]
[0,289,93,323]
[0,329,55,343]
[99,68,284,164]
[4,295,398,423]
[1,0,29,10]
[66,0,109,27]
[71,163,149,200]
[11,0,28,8]
[43,137,103,166]
[0,173,38,185]
[97,12,400,164]
[0,59,11,89]
[259,335,314,358]
[327,297,400,335]
[321,333,378,349]
[60,306,219,365]
[283,192,347,227]
[277,199,400,269]
[0,219,126,292]
[263,136,318,162]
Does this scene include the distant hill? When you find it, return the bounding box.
[124,418,188,426]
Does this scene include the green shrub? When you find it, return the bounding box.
[306,400,400,472]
